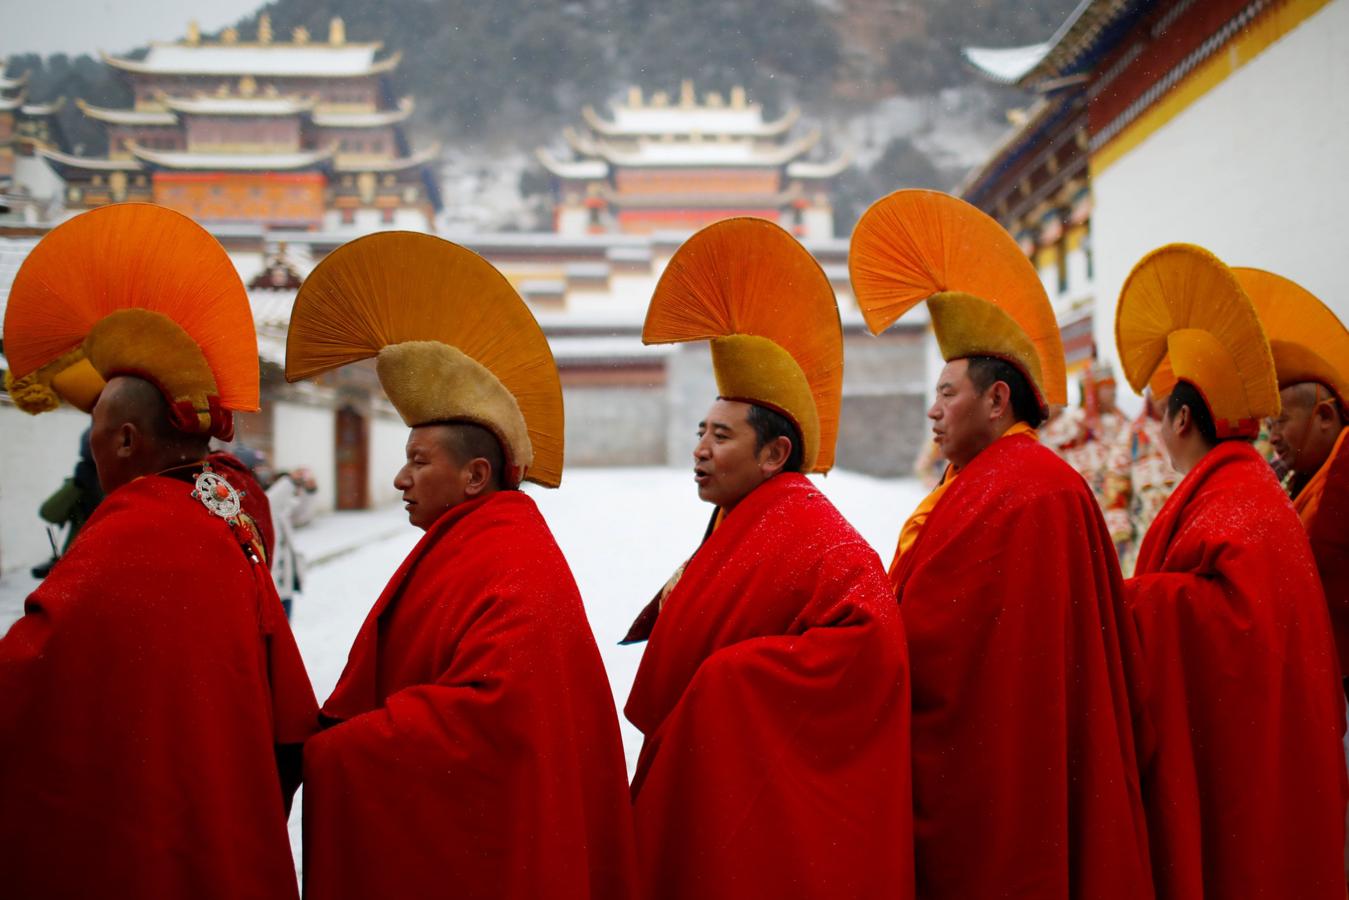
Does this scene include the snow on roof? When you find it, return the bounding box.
[312,97,413,128]
[39,147,143,172]
[786,155,851,179]
[590,131,822,168]
[334,143,440,174]
[102,44,397,78]
[77,100,176,126]
[585,104,799,137]
[129,143,336,170]
[163,95,318,116]
[546,335,673,361]
[536,150,609,180]
[0,91,25,112]
[962,43,1053,85]
[565,262,611,280]
[0,72,29,91]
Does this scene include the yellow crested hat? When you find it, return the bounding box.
[643,217,842,473]
[3,203,257,439]
[1232,267,1349,410]
[1116,244,1278,438]
[286,232,563,488]
[848,189,1067,413]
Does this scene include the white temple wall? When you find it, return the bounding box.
[1090,0,1349,372]
[0,404,89,573]
[366,413,407,508]
[271,400,337,514]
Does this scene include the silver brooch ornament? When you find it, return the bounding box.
[191,463,244,520]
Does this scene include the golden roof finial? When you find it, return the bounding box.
[258,14,273,44]
[627,85,642,108]
[730,86,747,108]
[680,79,695,108]
[292,26,310,45]
[185,20,201,45]
[239,74,257,97]
[221,26,238,45]
[329,17,346,46]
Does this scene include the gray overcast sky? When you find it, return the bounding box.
[0,0,269,57]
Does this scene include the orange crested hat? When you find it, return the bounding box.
[286,232,564,488]
[3,203,257,439]
[1232,267,1349,410]
[643,217,842,473]
[848,189,1067,414]
[1116,244,1278,438]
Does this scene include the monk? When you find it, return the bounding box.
[1270,384,1349,669]
[0,376,318,900]
[624,398,912,900]
[1116,244,1346,898]
[892,357,1151,899]
[289,231,637,900]
[1126,380,1347,897]
[302,422,637,899]
[850,189,1151,899]
[1238,265,1349,683]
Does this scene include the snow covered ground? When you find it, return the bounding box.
[0,465,924,877]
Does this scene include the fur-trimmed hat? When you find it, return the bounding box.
[848,189,1067,415]
[3,203,258,439]
[1116,244,1278,438]
[285,232,564,488]
[643,217,842,473]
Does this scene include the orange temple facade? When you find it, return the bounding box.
[40,16,440,231]
[538,82,847,239]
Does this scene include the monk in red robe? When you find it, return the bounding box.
[1126,381,1346,898]
[1240,266,1349,684]
[1270,383,1349,680]
[302,423,637,899]
[1117,245,1346,898]
[624,398,912,900]
[0,377,318,900]
[288,232,637,900]
[891,358,1152,900]
[850,190,1151,899]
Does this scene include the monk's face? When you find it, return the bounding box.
[1268,383,1343,476]
[394,426,473,530]
[693,399,776,511]
[928,359,999,470]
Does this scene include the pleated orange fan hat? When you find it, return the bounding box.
[1116,244,1279,438]
[286,232,564,488]
[643,217,842,473]
[3,203,257,439]
[1232,267,1349,410]
[849,189,1067,414]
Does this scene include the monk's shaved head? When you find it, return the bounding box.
[90,376,211,493]
[432,422,506,490]
[1269,381,1345,479]
[1283,382,1327,411]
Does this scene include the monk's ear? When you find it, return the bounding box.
[987,380,1012,420]
[1314,397,1339,428]
[117,421,139,459]
[1172,404,1192,437]
[462,457,494,497]
[758,435,792,478]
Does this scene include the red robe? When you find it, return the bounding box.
[1127,440,1347,899]
[892,432,1152,900]
[625,473,913,900]
[303,490,637,900]
[1299,429,1349,680]
[0,472,318,900]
